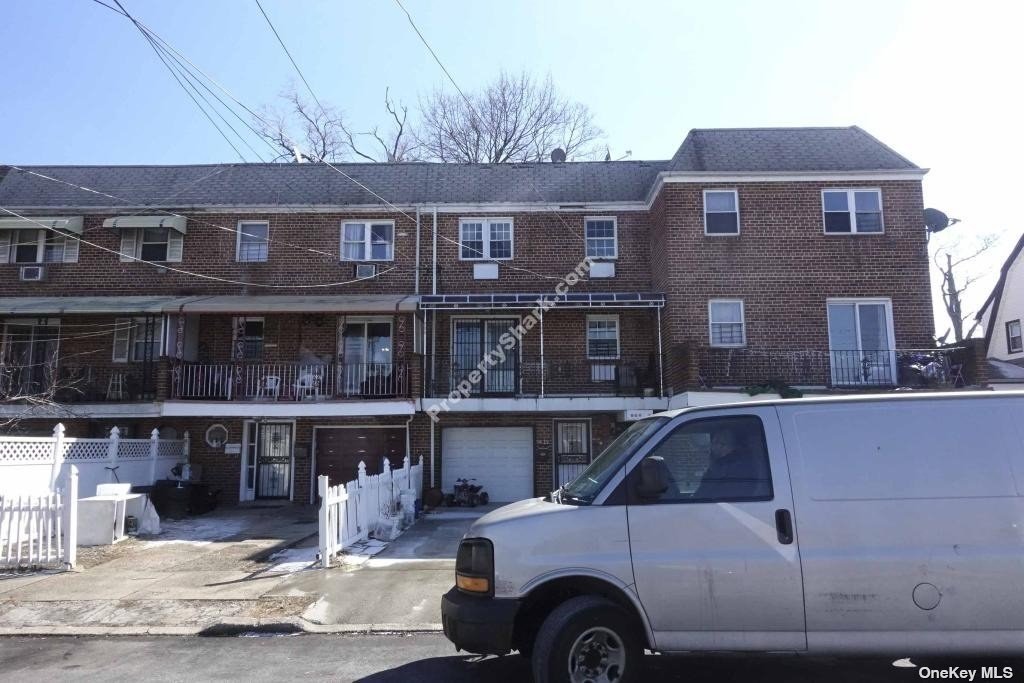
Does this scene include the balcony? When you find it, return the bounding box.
[690,347,970,390]
[0,362,159,403]
[426,355,660,398]
[169,360,409,401]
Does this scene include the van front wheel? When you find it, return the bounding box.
[531,595,642,683]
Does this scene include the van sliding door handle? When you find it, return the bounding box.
[774,509,794,545]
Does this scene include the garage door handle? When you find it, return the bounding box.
[774,509,794,545]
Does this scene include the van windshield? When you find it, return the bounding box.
[558,417,669,505]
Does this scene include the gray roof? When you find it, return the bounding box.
[0,127,921,209]
[668,126,919,172]
[0,161,668,208]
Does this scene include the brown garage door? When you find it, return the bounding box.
[315,427,407,487]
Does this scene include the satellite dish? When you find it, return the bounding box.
[923,208,959,233]
[550,148,566,163]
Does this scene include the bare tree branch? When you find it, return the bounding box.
[415,71,605,163]
[932,234,999,342]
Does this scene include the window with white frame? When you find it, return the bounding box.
[1007,320,1023,354]
[2,229,74,264]
[140,228,171,261]
[823,189,883,233]
[118,227,182,263]
[341,221,394,261]
[236,221,269,262]
[112,318,164,363]
[704,190,740,235]
[459,219,513,260]
[585,218,617,258]
[709,300,745,347]
[586,315,620,359]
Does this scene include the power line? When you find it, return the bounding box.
[0,206,395,289]
[253,0,326,114]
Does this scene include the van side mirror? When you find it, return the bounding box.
[636,456,670,499]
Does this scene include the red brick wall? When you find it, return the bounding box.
[650,180,934,390]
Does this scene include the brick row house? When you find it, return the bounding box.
[0,127,940,504]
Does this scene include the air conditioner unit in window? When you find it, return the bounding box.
[354,263,377,279]
[19,265,46,281]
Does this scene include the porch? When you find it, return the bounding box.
[419,291,667,400]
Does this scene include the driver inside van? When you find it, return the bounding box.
[693,426,771,500]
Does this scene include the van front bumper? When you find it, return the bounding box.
[441,587,521,655]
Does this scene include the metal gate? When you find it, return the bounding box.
[553,419,591,488]
[256,423,292,499]
[451,319,518,396]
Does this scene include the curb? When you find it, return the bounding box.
[0,620,444,637]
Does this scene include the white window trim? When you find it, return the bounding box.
[821,188,884,235]
[6,229,70,264]
[235,220,269,262]
[340,220,396,262]
[1007,319,1022,354]
[138,228,170,261]
[586,314,621,360]
[708,299,746,348]
[825,297,897,385]
[703,189,740,236]
[584,216,618,260]
[458,218,515,261]
[113,317,165,363]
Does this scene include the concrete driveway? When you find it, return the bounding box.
[273,506,496,630]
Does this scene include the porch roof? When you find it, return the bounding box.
[0,295,188,315]
[418,292,665,310]
[170,294,420,314]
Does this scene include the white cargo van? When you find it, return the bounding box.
[441,392,1024,683]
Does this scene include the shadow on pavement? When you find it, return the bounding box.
[356,652,1024,683]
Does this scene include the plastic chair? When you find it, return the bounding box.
[949,363,966,387]
[258,375,280,400]
[294,372,322,401]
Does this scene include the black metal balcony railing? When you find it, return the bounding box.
[694,347,967,390]
[170,361,408,401]
[0,363,157,403]
[425,356,658,398]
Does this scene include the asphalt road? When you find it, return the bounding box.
[0,634,1021,682]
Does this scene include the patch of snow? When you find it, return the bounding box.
[263,546,318,575]
[338,538,390,566]
[140,517,249,547]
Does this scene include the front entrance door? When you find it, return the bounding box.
[626,406,806,651]
[341,319,394,397]
[315,427,406,487]
[553,419,591,488]
[255,422,293,499]
[452,319,518,395]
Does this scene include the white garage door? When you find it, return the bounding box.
[442,427,533,502]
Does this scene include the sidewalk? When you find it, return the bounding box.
[0,504,490,635]
[0,504,320,635]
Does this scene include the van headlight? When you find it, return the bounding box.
[455,538,494,596]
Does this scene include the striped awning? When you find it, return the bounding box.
[0,216,83,234]
[102,215,187,234]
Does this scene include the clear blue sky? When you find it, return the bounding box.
[2,0,1021,333]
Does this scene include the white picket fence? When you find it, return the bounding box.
[0,424,188,497]
[0,465,79,569]
[319,455,424,568]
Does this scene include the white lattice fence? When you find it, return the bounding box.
[0,425,190,496]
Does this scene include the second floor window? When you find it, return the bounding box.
[460,219,513,260]
[704,190,739,235]
[585,218,617,258]
[342,221,394,261]
[118,227,183,263]
[587,315,620,359]
[709,300,745,347]
[823,189,883,233]
[237,221,269,262]
[1008,320,1023,354]
[1,229,77,264]
[112,318,164,363]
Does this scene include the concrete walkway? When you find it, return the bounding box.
[0,504,319,634]
[270,507,492,631]
[0,503,491,635]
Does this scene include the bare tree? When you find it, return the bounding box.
[933,234,999,342]
[415,71,604,163]
[1,363,83,432]
[256,86,416,163]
